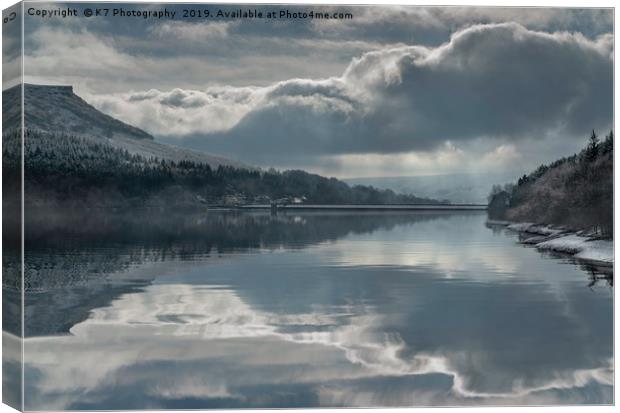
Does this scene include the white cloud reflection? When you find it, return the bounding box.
[21,278,612,409]
[15,212,612,409]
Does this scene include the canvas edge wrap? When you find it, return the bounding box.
[3,1,24,411]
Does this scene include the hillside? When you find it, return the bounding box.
[488,131,613,237]
[2,84,445,208]
[2,129,444,208]
[344,173,516,204]
[3,84,153,140]
[2,84,249,169]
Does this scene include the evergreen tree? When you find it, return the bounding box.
[584,130,599,162]
[602,130,613,155]
[8,129,446,208]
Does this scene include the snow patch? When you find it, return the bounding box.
[495,221,613,265]
[506,222,565,236]
[536,235,613,264]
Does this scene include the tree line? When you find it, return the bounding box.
[488,130,613,237]
[3,129,445,207]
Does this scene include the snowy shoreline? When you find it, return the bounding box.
[486,220,613,265]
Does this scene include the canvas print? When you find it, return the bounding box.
[2,2,614,410]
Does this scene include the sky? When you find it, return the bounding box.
[8,2,615,179]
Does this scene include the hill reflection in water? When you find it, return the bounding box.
[2,209,612,408]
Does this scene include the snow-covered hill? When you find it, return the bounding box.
[3,84,250,169]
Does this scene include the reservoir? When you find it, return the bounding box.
[4,210,612,409]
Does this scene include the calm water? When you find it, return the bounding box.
[3,210,613,409]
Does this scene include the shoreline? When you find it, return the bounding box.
[238,204,487,211]
[486,220,613,266]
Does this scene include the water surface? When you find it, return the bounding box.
[4,210,613,409]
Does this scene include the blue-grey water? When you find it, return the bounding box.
[4,210,613,409]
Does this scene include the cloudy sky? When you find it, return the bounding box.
[14,3,614,178]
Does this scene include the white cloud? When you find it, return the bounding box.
[79,23,611,174]
[89,86,266,136]
[21,17,612,177]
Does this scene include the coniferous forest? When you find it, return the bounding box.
[488,131,613,237]
[2,128,445,208]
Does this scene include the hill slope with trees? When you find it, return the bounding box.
[2,84,251,169]
[488,131,613,237]
[3,128,445,208]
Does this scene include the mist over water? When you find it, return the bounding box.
[4,210,612,409]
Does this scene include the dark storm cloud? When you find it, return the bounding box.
[22,5,613,173]
[117,23,612,165]
[311,6,613,45]
[23,4,613,90]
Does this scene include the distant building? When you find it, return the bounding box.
[254,195,271,204]
[222,194,246,206]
